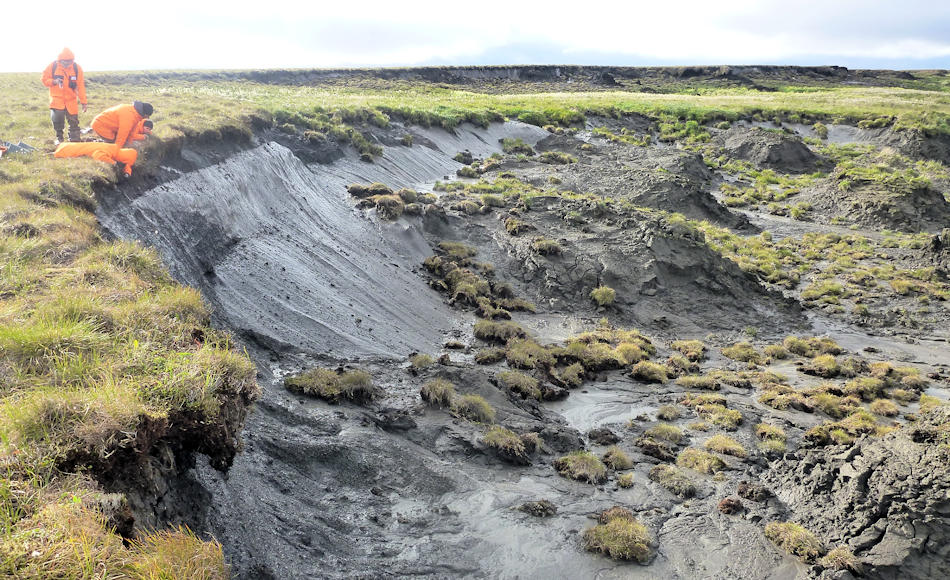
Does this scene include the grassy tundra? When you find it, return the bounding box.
[1,66,949,576]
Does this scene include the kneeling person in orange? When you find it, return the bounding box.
[54,142,138,176]
[91,101,153,148]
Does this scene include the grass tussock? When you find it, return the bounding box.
[602,445,634,470]
[285,367,375,403]
[631,361,668,384]
[589,285,616,307]
[671,339,707,361]
[582,507,653,562]
[648,464,696,498]
[451,394,496,423]
[554,451,607,484]
[420,378,457,408]
[645,423,684,444]
[764,522,824,562]
[676,448,727,474]
[498,370,542,400]
[703,434,747,458]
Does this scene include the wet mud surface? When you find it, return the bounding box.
[97,117,950,579]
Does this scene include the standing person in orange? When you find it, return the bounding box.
[54,142,138,176]
[41,48,87,144]
[91,101,153,148]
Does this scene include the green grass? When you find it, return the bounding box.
[0,74,261,575]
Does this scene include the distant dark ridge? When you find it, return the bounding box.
[88,64,933,89]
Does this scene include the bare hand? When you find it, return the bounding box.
[81,103,87,113]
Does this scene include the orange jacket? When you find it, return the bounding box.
[54,142,138,175]
[41,58,86,115]
[127,119,151,142]
[91,104,144,149]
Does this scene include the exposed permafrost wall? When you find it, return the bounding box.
[99,122,546,358]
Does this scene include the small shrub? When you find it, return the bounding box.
[870,399,899,417]
[420,378,456,408]
[617,472,635,488]
[722,342,764,364]
[764,522,824,562]
[481,194,505,208]
[410,353,435,370]
[457,165,478,178]
[582,507,653,562]
[504,218,532,235]
[656,405,681,421]
[286,367,375,403]
[803,354,840,378]
[718,497,744,515]
[473,320,526,343]
[590,286,616,307]
[559,362,585,388]
[695,404,743,430]
[505,338,556,370]
[648,464,696,498]
[554,451,608,484]
[763,344,789,359]
[474,347,506,365]
[501,138,535,155]
[631,361,668,384]
[452,394,496,423]
[671,340,707,361]
[483,425,528,464]
[676,448,727,474]
[532,238,562,256]
[704,434,747,458]
[603,445,634,470]
[676,375,719,390]
[821,546,862,573]
[498,370,542,400]
[538,151,577,164]
[755,423,786,442]
[645,423,684,444]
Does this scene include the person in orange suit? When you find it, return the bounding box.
[128,119,153,143]
[54,142,138,176]
[41,48,87,143]
[91,101,153,148]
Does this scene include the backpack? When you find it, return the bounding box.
[50,60,79,89]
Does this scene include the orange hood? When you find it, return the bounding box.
[58,47,75,60]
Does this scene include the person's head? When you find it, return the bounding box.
[133,101,154,118]
[143,119,154,134]
[57,48,75,66]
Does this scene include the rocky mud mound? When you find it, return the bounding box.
[715,126,822,174]
[423,195,800,335]
[529,134,749,229]
[801,181,950,233]
[764,407,950,580]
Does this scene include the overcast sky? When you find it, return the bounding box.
[3,1,949,72]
